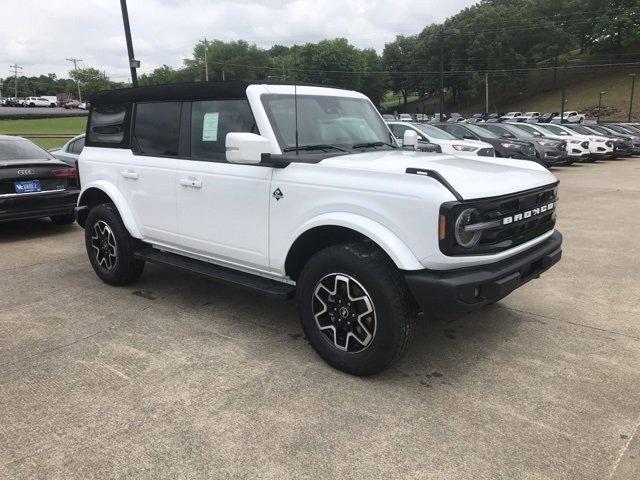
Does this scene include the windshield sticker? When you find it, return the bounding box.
[202,113,219,141]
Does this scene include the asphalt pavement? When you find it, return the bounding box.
[0,158,639,479]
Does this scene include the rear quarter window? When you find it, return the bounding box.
[86,103,132,148]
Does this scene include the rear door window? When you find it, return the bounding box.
[190,99,257,162]
[133,102,182,157]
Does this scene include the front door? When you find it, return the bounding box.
[175,99,271,271]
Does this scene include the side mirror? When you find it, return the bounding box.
[226,132,271,164]
[403,130,419,149]
[462,134,476,140]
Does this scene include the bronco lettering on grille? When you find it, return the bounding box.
[502,202,555,225]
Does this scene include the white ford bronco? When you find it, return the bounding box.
[76,81,562,376]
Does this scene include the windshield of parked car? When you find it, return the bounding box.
[261,94,395,151]
[413,123,457,140]
[0,139,54,160]
[539,124,571,136]
[509,124,544,137]
[465,124,499,138]
[567,125,594,135]
[588,125,616,135]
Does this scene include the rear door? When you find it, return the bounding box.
[118,101,180,246]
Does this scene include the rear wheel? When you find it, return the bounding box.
[84,203,144,285]
[50,214,76,225]
[297,242,417,376]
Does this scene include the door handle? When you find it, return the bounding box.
[120,170,139,180]
[179,178,202,188]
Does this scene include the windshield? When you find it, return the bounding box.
[588,125,615,135]
[413,123,457,140]
[466,124,499,138]
[567,125,594,135]
[0,139,54,160]
[261,94,394,151]
[539,124,570,136]
[510,124,544,137]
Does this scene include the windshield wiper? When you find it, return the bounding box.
[283,144,348,153]
[352,141,397,149]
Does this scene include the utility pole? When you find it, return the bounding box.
[66,58,83,102]
[629,73,636,122]
[438,28,460,122]
[485,73,489,113]
[9,63,22,99]
[203,37,209,81]
[222,69,226,82]
[597,91,606,123]
[560,88,566,123]
[119,0,139,87]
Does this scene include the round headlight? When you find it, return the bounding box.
[455,208,482,248]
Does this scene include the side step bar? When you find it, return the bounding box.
[134,248,295,300]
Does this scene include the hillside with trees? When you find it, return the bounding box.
[2,0,639,116]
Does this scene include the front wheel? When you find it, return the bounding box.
[84,203,145,286]
[297,243,417,376]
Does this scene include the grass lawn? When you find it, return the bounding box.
[0,117,87,149]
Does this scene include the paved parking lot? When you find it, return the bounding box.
[1,158,639,479]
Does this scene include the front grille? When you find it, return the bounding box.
[524,146,535,155]
[439,183,558,256]
[581,141,589,149]
[606,140,613,147]
[478,148,494,157]
[557,142,567,151]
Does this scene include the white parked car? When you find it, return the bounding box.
[551,111,586,124]
[535,123,613,160]
[75,81,562,376]
[41,96,58,107]
[500,112,522,121]
[387,121,495,157]
[24,97,51,108]
[514,112,541,123]
[506,122,591,162]
[50,134,85,166]
[399,113,413,121]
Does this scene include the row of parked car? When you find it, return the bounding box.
[0,97,88,109]
[385,110,588,125]
[385,119,640,167]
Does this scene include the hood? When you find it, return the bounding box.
[319,150,556,200]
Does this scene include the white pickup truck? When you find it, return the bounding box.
[75,81,562,376]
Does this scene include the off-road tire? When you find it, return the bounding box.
[297,242,417,376]
[84,203,145,286]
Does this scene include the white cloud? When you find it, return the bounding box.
[1,0,478,80]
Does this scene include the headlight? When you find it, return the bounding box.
[500,142,521,149]
[452,144,478,152]
[589,137,604,142]
[535,140,554,146]
[455,208,482,248]
[570,139,581,144]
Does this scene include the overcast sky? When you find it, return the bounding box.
[2,0,478,80]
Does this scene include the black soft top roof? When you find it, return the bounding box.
[90,80,252,104]
[90,80,345,105]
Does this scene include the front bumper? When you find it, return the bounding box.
[404,231,562,316]
[0,189,79,222]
